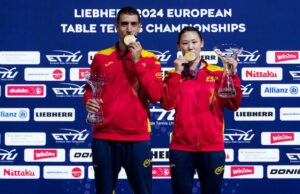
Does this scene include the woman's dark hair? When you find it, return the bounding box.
[117,6,140,24]
[177,26,203,44]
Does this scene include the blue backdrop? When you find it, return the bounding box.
[1,0,300,194]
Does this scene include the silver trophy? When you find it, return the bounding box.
[214,43,242,98]
[84,72,106,125]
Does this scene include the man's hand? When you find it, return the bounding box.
[129,41,142,63]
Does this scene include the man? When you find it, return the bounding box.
[83,6,163,194]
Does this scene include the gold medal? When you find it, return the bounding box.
[184,52,197,62]
[124,35,136,46]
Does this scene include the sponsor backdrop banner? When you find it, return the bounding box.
[1,0,300,194]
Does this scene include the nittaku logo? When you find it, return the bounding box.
[224,129,255,143]
[0,67,18,80]
[46,50,82,64]
[238,50,261,64]
[3,169,36,177]
[0,149,18,162]
[241,84,253,97]
[52,83,85,97]
[52,129,89,143]
[147,50,171,64]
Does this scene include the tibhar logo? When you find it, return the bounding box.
[241,84,253,97]
[224,129,255,143]
[52,129,89,143]
[0,149,18,161]
[46,50,82,64]
[0,67,18,80]
[238,50,261,63]
[231,166,254,177]
[52,83,85,97]
[147,50,171,64]
[271,132,294,144]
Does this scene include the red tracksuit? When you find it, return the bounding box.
[83,44,163,141]
[162,59,242,152]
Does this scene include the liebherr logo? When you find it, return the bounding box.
[52,83,85,97]
[46,50,82,64]
[0,67,18,80]
[52,129,89,143]
[0,149,18,162]
[224,129,255,143]
[147,50,171,64]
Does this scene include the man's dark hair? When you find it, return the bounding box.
[177,26,203,44]
[117,6,140,24]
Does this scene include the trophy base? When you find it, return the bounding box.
[86,114,104,125]
[218,89,236,98]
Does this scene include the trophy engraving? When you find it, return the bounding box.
[214,43,242,98]
[84,72,106,125]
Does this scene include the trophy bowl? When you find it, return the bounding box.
[84,72,107,125]
[213,43,242,98]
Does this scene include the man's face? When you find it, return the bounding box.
[116,14,141,43]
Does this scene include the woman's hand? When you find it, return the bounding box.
[174,56,188,74]
[85,98,103,113]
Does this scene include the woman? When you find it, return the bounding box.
[162,26,242,194]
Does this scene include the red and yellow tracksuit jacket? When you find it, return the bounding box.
[83,44,163,141]
[162,60,242,152]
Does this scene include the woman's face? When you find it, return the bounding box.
[178,31,204,56]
